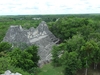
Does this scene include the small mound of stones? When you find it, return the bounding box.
[1,70,22,75]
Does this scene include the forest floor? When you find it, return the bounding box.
[37,63,63,75]
[37,63,100,75]
[77,64,100,75]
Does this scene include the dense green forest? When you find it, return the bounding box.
[0,14,100,75]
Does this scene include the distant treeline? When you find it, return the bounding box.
[0,14,100,21]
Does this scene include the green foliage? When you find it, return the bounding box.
[78,25,94,40]
[0,42,12,57]
[9,66,34,75]
[88,33,100,42]
[37,63,63,75]
[0,42,11,52]
[52,43,66,67]
[79,40,100,75]
[49,17,100,42]
[0,44,38,75]
[49,17,90,41]
[52,45,61,66]
[0,56,34,75]
[0,57,34,75]
[25,45,40,67]
[61,51,82,75]
[52,34,100,75]
[9,45,39,73]
[65,34,85,52]
[0,57,10,74]
[9,48,34,71]
[12,42,29,50]
[80,40,100,68]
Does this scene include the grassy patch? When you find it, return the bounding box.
[38,63,100,75]
[37,63,64,75]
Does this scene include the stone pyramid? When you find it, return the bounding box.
[3,21,59,66]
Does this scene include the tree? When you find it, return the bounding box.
[88,33,100,69]
[80,40,99,75]
[61,51,81,75]
[52,34,85,67]
[90,41,100,69]
[52,45,61,67]
[49,17,90,42]
[0,57,10,74]
[0,42,12,52]
[0,42,12,57]
[9,45,39,71]
[9,48,34,71]
[78,25,94,40]
[65,34,85,52]
[88,33,100,42]
[25,45,40,67]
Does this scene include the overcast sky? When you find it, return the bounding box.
[0,0,100,15]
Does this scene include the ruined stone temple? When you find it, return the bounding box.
[3,21,58,65]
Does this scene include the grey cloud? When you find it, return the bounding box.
[60,5,67,7]
[0,4,5,5]
[97,7,100,8]
[0,9,3,12]
[85,5,92,9]
[46,2,53,7]
[62,7,73,11]
[86,7,90,10]
[8,6,16,9]
[78,0,90,5]
[8,3,22,5]
[66,8,73,9]
[80,0,88,1]
[7,5,17,8]
[81,0,89,2]
[84,2,89,4]
[60,5,73,9]
[33,7,39,9]
[88,5,92,7]
[75,3,81,6]
[24,7,39,10]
